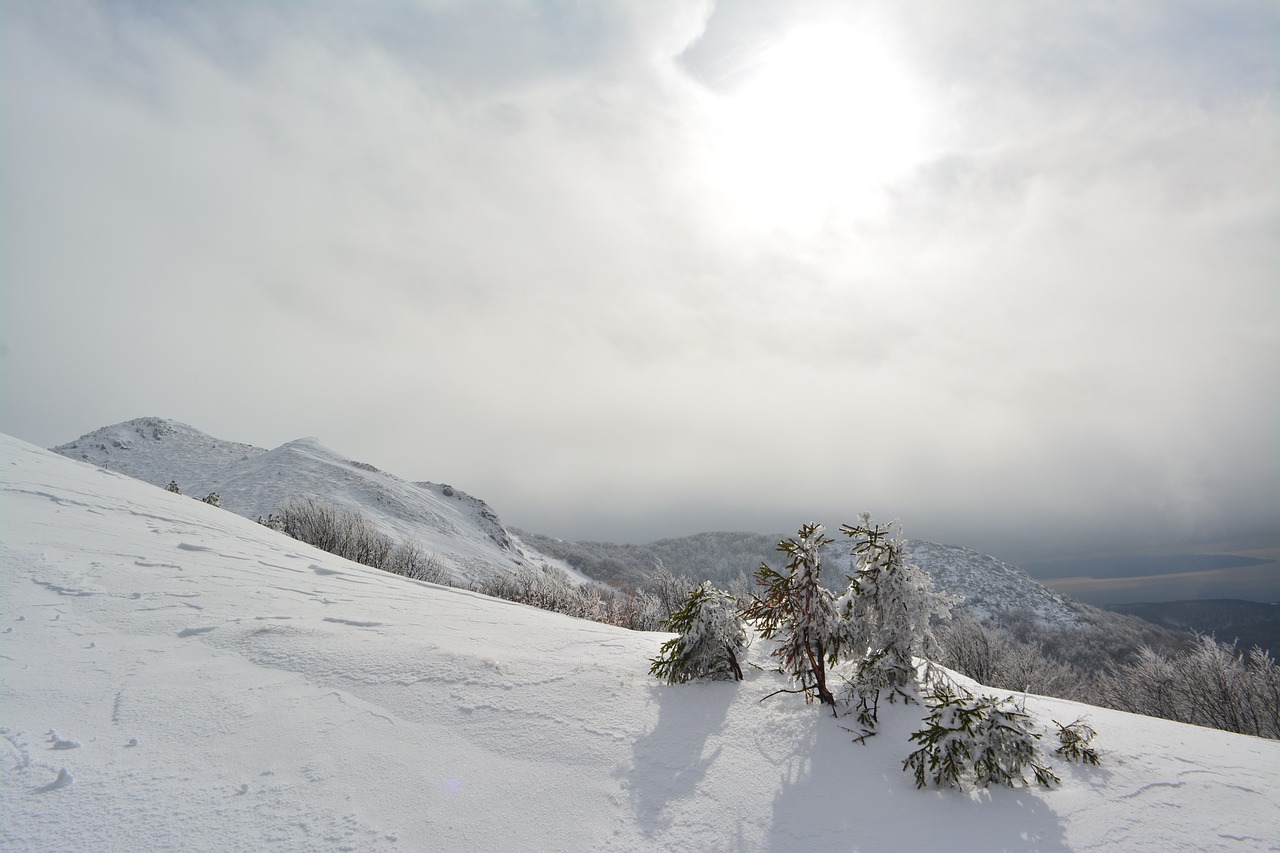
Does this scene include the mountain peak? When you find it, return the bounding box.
[51,417,537,584]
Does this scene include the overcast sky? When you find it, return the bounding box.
[2,0,1276,562]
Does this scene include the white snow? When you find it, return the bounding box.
[3,433,1278,851]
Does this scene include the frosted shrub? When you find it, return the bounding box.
[256,513,286,532]
[275,498,439,584]
[904,682,1059,790]
[385,537,451,585]
[650,582,747,684]
[611,588,665,632]
[645,560,698,622]
[1101,635,1280,738]
[201,492,221,507]
[165,480,181,494]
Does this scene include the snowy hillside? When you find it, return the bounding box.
[907,540,1082,626]
[52,417,560,584]
[3,434,1278,852]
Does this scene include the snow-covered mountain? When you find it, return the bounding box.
[4,433,1277,851]
[57,418,1097,630]
[907,539,1083,626]
[52,417,556,584]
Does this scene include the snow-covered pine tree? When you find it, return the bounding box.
[649,581,747,684]
[742,523,852,712]
[165,480,181,494]
[903,682,1059,790]
[201,492,221,507]
[839,515,954,716]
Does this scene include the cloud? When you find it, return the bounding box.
[2,0,1276,561]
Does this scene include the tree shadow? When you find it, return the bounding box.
[621,681,738,836]
[763,707,1074,853]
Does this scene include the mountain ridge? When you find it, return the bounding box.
[51,417,1163,641]
[52,417,554,585]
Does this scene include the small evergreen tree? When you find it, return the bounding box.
[201,492,221,507]
[650,582,747,684]
[904,682,1059,790]
[165,480,181,494]
[1053,718,1101,765]
[838,515,954,723]
[743,523,852,711]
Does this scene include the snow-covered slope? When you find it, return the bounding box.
[4,434,1277,852]
[52,417,555,584]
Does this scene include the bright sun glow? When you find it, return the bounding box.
[705,19,932,234]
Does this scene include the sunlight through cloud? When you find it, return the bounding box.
[704,17,932,234]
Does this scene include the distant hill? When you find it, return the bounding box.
[520,529,1109,630]
[52,417,565,585]
[1106,600,1280,655]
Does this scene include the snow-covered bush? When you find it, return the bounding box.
[743,523,853,710]
[609,587,665,632]
[256,513,285,532]
[384,537,451,585]
[165,480,181,494]
[201,492,221,507]
[650,582,747,684]
[274,498,450,585]
[904,682,1059,790]
[645,560,698,622]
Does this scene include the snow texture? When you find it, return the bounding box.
[4,434,1279,851]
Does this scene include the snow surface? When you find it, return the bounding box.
[3,434,1278,852]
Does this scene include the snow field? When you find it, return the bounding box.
[2,434,1278,852]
